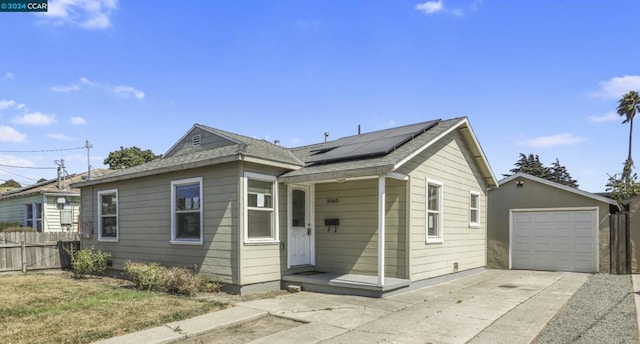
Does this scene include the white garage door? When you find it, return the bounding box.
[511,209,598,273]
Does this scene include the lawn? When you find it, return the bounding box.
[0,272,228,344]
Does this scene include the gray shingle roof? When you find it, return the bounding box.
[75,117,497,188]
[281,118,464,180]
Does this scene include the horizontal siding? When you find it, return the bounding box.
[81,164,240,284]
[0,194,43,226]
[314,178,406,278]
[398,129,488,281]
[43,195,81,232]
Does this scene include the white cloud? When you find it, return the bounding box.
[113,85,144,100]
[47,133,73,140]
[2,72,13,80]
[518,133,587,148]
[13,112,57,126]
[70,116,87,125]
[588,112,619,123]
[80,76,96,86]
[0,155,33,167]
[0,126,28,142]
[592,75,640,98]
[415,0,444,14]
[51,84,80,92]
[0,99,16,110]
[43,0,118,29]
[16,103,27,110]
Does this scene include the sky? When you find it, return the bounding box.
[0,0,639,192]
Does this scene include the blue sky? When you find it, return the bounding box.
[0,0,639,192]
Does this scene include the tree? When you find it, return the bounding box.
[548,158,579,188]
[617,90,640,174]
[0,179,21,188]
[103,146,162,170]
[504,154,579,188]
[505,153,549,179]
[606,162,640,203]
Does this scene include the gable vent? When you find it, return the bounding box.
[192,134,202,147]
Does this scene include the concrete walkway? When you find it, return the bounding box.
[96,270,589,344]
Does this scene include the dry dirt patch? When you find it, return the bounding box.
[177,315,302,344]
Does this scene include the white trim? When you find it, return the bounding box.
[170,177,204,245]
[244,172,280,244]
[393,118,498,188]
[384,171,409,181]
[508,207,600,272]
[499,172,617,205]
[97,189,118,242]
[378,176,386,286]
[469,190,480,228]
[425,178,444,244]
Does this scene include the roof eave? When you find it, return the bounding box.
[279,165,395,184]
[499,172,617,206]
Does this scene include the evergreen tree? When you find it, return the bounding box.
[504,154,579,188]
[0,179,21,188]
[548,158,579,188]
[606,161,640,203]
[506,153,549,179]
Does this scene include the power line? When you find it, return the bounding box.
[0,146,85,153]
[0,167,39,182]
[0,164,56,169]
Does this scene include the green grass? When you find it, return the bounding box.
[0,273,228,344]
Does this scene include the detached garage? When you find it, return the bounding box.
[488,172,617,273]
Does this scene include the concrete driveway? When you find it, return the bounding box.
[239,269,587,343]
[99,269,588,344]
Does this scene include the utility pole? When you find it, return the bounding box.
[85,139,93,179]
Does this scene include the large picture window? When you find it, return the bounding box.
[171,177,203,244]
[98,189,118,241]
[426,178,443,243]
[25,203,42,231]
[244,172,278,243]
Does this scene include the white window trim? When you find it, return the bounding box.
[469,190,480,228]
[244,172,279,244]
[97,189,118,242]
[426,178,443,244]
[170,177,204,245]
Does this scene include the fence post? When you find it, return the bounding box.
[21,240,26,273]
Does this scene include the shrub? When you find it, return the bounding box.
[124,261,221,296]
[1,226,36,233]
[124,261,167,292]
[0,222,20,231]
[67,246,111,279]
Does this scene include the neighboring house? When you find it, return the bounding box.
[75,117,498,296]
[0,169,108,232]
[488,172,617,273]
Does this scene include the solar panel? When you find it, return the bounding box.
[307,119,440,164]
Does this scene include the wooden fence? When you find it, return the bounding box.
[0,232,80,273]
[610,213,631,274]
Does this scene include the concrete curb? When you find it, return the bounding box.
[632,274,640,342]
[93,306,268,344]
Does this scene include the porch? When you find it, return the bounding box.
[282,271,410,298]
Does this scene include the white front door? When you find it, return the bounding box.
[288,185,313,267]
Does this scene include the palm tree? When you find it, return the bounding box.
[617,90,640,176]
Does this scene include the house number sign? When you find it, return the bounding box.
[326,198,339,204]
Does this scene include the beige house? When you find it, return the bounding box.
[75,117,497,296]
[0,170,108,232]
[488,172,617,273]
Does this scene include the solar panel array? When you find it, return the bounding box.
[307,119,440,164]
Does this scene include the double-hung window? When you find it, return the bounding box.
[426,178,443,243]
[469,191,480,228]
[98,189,118,241]
[25,203,42,231]
[171,177,203,244]
[244,172,278,243]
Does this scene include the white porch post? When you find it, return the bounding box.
[378,175,386,287]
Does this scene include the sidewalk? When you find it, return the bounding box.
[95,270,588,344]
